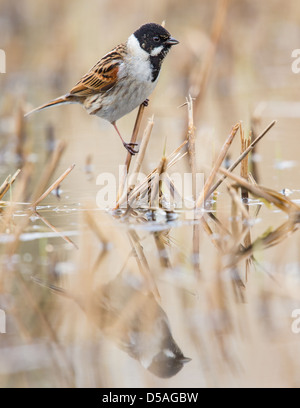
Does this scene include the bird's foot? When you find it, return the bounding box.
[124,142,139,155]
[142,99,149,107]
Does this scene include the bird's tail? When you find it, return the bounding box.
[24,94,77,117]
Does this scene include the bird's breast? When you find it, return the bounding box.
[90,68,158,123]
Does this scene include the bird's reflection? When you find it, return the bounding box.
[35,272,191,378]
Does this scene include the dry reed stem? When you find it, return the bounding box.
[153,232,171,269]
[45,123,55,156]
[163,173,183,208]
[166,151,189,170]
[258,187,300,213]
[206,209,258,285]
[0,175,13,199]
[15,103,26,164]
[167,140,188,167]
[1,215,29,260]
[240,123,251,192]
[116,115,154,209]
[0,165,34,265]
[196,122,240,208]
[248,172,263,219]
[255,220,299,249]
[226,182,251,221]
[219,166,279,203]
[206,211,252,272]
[34,211,78,249]
[127,141,187,207]
[11,163,33,206]
[84,153,93,179]
[228,184,240,237]
[150,156,167,208]
[200,215,224,253]
[130,116,154,186]
[194,0,230,115]
[244,230,252,282]
[116,103,146,204]
[207,120,276,197]
[84,210,110,273]
[84,210,109,245]
[186,95,196,198]
[250,104,266,183]
[203,212,246,291]
[128,153,187,205]
[125,103,146,172]
[128,230,161,303]
[32,277,71,298]
[0,169,21,200]
[248,172,257,186]
[218,166,300,213]
[235,220,299,265]
[31,141,66,203]
[207,211,233,238]
[185,95,201,277]
[239,123,252,281]
[31,163,75,209]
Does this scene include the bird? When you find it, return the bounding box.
[25,23,179,155]
[33,272,191,378]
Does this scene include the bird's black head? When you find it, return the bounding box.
[147,349,191,379]
[146,330,191,379]
[133,23,179,55]
[133,23,179,82]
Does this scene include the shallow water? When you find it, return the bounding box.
[1,0,300,388]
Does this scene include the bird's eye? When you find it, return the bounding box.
[153,36,160,42]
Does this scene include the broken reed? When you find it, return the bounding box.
[239,123,251,281]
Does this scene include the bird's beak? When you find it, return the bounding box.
[165,37,179,46]
[180,357,192,364]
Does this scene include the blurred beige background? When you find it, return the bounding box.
[1,0,300,389]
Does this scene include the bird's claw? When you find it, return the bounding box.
[142,99,149,107]
[124,142,139,155]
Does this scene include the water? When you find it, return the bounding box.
[1,0,300,388]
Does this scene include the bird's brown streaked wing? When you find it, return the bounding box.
[69,44,126,97]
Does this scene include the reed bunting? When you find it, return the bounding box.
[25,23,179,155]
